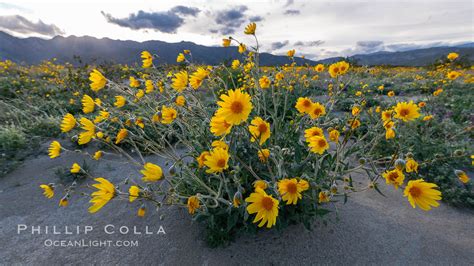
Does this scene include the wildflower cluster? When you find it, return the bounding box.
[31,23,473,245]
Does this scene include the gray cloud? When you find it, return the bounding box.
[284,0,294,7]
[0,15,64,36]
[294,40,324,46]
[213,5,248,34]
[170,6,200,17]
[271,40,289,50]
[284,10,300,15]
[354,41,385,53]
[249,15,264,22]
[102,6,201,33]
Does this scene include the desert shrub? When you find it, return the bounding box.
[6,24,469,246]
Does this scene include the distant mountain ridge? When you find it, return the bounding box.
[0,31,473,66]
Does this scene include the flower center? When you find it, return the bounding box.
[258,123,267,133]
[318,139,326,148]
[303,100,311,107]
[313,108,322,116]
[333,67,340,73]
[217,159,226,168]
[388,172,398,181]
[287,183,297,194]
[409,186,422,197]
[261,196,274,211]
[223,121,231,129]
[399,108,409,117]
[230,101,244,114]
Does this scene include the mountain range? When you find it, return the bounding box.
[0,31,473,67]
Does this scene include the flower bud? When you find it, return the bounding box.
[454,170,465,177]
[169,166,176,175]
[137,204,146,217]
[59,196,69,207]
[454,149,464,156]
[359,157,366,165]
[233,191,243,207]
[406,152,414,158]
[395,159,406,171]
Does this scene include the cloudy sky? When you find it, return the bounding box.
[0,0,472,59]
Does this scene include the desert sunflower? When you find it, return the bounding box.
[245,188,279,228]
[216,89,252,125]
[60,113,76,133]
[161,106,178,124]
[393,101,420,122]
[381,110,392,121]
[304,126,324,140]
[129,186,140,202]
[329,129,340,143]
[115,128,128,144]
[40,184,54,198]
[78,117,95,145]
[318,191,330,203]
[238,43,246,54]
[89,178,115,213]
[145,80,154,93]
[244,22,256,35]
[89,69,106,92]
[48,141,61,158]
[295,97,314,114]
[171,71,189,92]
[447,71,461,80]
[447,52,458,61]
[403,179,441,211]
[405,158,419,173]
[189,67,210,89]
[210,115,232,136]
[259,76,271,89]
[383,169,405,189]
[176,53,185,63]
[248,116,271,145]
[204,148,230,173]
[70,163,81,173]
[287,49,295,57]
[254,180,268,190]
[141,163,163,182]
[308,136,329,155]
[141,51,153,68]
[211,140,229,150]
[308,102,326,119]
[175,95,185,106]
[222,38,231,47]
[455,170,470,184]
[81,94,95,114]
[129,76,140,88]
[315,64,324,72]
[114,96,126,108]
[258,149,270,162]
[196,151,210,168]
[277,178,309,205]
[187,196,200,214]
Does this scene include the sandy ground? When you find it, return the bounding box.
[0,143,473,265]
